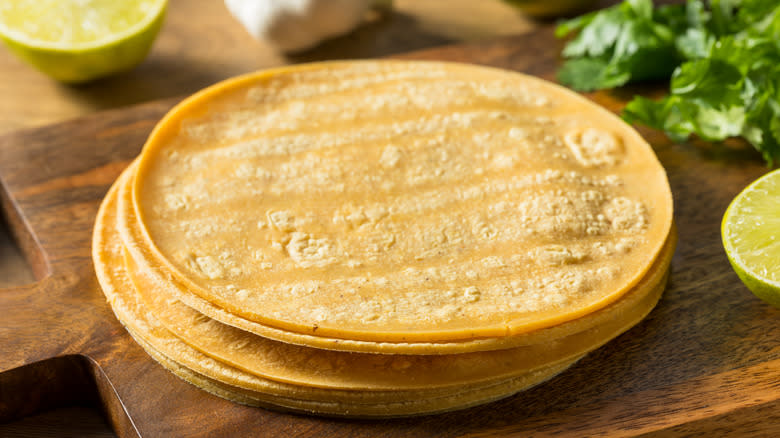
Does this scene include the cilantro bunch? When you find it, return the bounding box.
[557,0,780,165]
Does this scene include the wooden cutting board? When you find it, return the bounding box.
[1,28,779,437]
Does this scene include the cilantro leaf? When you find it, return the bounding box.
[560,7,624,59]
[558,57,630,91]
[559,0,780,165]
[556,0,686,91]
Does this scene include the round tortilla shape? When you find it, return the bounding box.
[99,166,673,393]
[131,60,673,343]
[117,163,676,355]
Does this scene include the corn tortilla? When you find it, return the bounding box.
[130,60,674,343]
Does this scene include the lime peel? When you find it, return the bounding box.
[722,168,780,308]
[0,0,167,83]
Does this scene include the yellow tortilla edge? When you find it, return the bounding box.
[130,328,579,418]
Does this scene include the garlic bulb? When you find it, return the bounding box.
[225,0,390,53]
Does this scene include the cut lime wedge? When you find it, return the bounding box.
[722,168,780,308]
[0,0,167,83]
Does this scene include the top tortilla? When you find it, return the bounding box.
[131,60,673,343]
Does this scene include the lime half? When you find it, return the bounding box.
[0,0,167,83]
[722,168,780,308]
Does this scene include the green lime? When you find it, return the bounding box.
[722,168,780,308]
[0,0,167,83]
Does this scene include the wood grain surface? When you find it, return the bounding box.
[1,24,779,438]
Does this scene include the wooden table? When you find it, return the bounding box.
[0,0,560,436]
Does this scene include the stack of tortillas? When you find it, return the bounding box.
[93,60,675,417]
